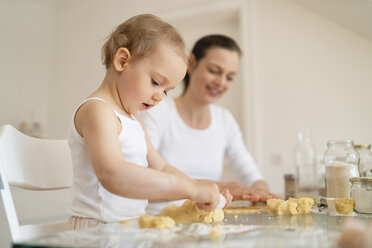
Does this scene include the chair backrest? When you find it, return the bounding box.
[0,124,73,243]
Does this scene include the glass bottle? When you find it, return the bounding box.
[294,130,317,197]
[284,174,298,200]
[316,155,326,197]
[323,140,359,198]
[354,144,372,177]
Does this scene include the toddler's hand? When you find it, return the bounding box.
[191,181,220,210]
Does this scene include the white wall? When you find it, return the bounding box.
[0,0,56,136]
[252,0,372,192]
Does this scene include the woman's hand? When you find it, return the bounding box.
[251,180,270,192]
[218,181,279,202]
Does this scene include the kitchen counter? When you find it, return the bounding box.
[13,205,372,248]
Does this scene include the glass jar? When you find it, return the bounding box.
[354,144,372,177]
[350,177,372,213]
[323,140,359,198]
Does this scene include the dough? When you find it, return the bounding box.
[335,198,354,214]
[267,199,285,214]
[277,199,298,215]
[223,205,268,214]
[138,214,175,230]
[267,198,314,215]
[296,198,314,214]
[159,200,224,224]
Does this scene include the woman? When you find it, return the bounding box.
[139,34,276,215]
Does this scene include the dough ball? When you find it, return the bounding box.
[296,198,314,214]
[267,199,285,214]
[335,198,354,214]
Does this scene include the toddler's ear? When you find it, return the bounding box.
[187,53,196,74]
[113,47,131,72]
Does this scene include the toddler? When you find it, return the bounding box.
[67,14,220,230]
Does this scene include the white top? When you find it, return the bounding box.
[138,98,263,214]
[68,97,148,222]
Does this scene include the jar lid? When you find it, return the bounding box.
[350,177,372,182]
[354,144,371,149]
[327,139,354,146]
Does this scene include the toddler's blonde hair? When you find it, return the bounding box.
[102,14,189,69]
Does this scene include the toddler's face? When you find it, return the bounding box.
[117,44,187,115]
[189,47,239,104]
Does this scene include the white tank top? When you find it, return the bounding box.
[68,97,148,222]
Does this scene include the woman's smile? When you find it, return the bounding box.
[206,85,223,97]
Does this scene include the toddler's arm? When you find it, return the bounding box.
[75,101,219,209]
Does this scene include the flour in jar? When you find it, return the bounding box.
[326,162,359,198]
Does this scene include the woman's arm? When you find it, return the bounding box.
[222,110,278,201]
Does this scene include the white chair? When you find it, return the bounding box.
[0,124,73,243]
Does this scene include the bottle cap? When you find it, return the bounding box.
[284,174,297,180]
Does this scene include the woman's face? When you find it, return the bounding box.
[187,47,240,104]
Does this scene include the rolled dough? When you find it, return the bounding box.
[223,205,268,214]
